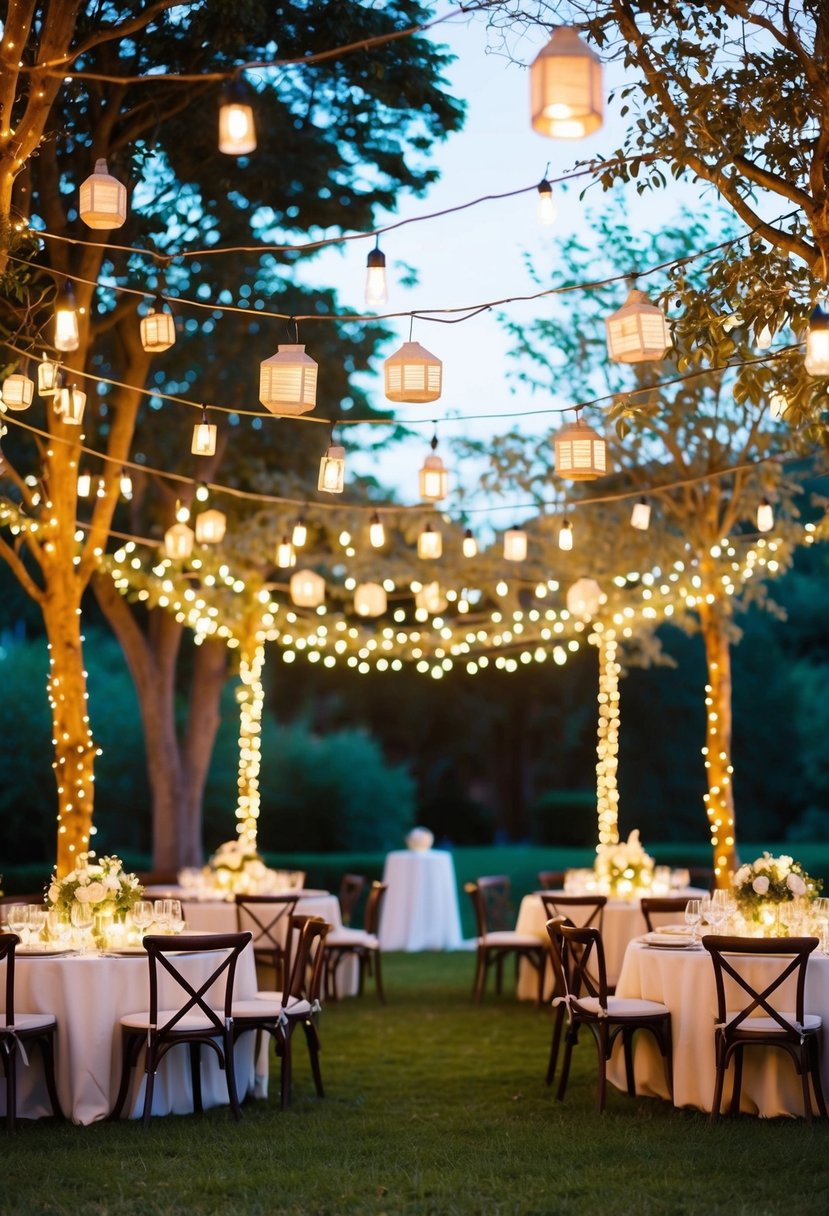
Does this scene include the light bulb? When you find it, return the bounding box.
[369,513,385,548]
[630,499,651,530]
[462,528,478,558]
[536,178,557,225]
[195,481,210,503]
[292,518,307,547]
[757,500,774,533]
[276,537,296,568]
[558,519,574,550]
[219,80,256,155]
[55,283,79,351]
[365,243,388,308]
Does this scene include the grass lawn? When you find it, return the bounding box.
[5,952,829,1216]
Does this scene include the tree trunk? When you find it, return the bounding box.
[698,601,738,887]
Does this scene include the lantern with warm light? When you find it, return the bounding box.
[290,569,326,608]
[354,582,387,617]
[318,442,345,493]
[503,526,528,561]
[530,26,603,139]
[120,472,133,500]
[191,405,217,456]
[416,582,447,614]
[195,509,226,545]
[462,528,478,558]
[558,518,574,550]
[757,499,774,533]
[1,369,34,410]
[630,498,651,530]
[536,178,557,225]
[55,283,80,352]
[566,577,602,620]
[384,341,442,403]
[140,296,176,352]
[805,303,829,376]
[77,472,92,498]
[276,537,296,569]
[606,289,671,363]
[37,355,60,396]
[419,435,449,501]
[164,522,194,559]
[292,518,308,548]
[79,159,127,229]
[260,345,317,415]
[365,241,388,308]
[369,513,386,548]
[554,416,607,479]
[418,522,442,559]
[58,384,86,425]
[219,79,256,155]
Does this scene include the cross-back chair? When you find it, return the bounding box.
[0,933,62,1131]
[701,935,828,1123]
[235,893,300,989]
[639,896,692,933]
[337,874,367,927]
[539,893,608,1000]
[546,917,672,1112]
[110,931,252,1127]
[537,871,566,891]
[325,881,387,1002]
[464,877,547,1004]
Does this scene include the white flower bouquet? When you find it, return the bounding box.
[206,839,277,895]
[47,851,143,920]
[732,853,821,917]
[594,829,655,898]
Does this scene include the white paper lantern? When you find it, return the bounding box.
[530,26,603,140]
[259,344,317,415]
[79,159,127,229]
[140,297,176,352]
[37,355,60,396]
[164,522,194,559]
[191,406,217,456]
[354,582,387,617]
[290,569,326,608]
[276,537,296,569]
[805,304,829,376]
[630,498,651,530]
[1,371,34,410]
[384,341,442,403]
[57,384,86,425]
[416,581,446,614]
[757,500,774,533]
[418,522,442,559]
[606,288,672,363]
[503,527,528,561]
[219,81,256,155]
[566,577,602,620]
[195,509,226,545]
[419,442,449,501]
[554,417,607,480]
[318,443,345,493]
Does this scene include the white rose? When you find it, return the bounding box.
[48,883,60,903]
[734,866,749,886]
[103,874,120,891]
[752,875,770,895]
[787,874,806,895]
[76,881,107,904]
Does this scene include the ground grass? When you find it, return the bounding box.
[5,952,829,1216]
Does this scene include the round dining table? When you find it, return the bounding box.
[379,850,464,951]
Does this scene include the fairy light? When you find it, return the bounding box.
[596,628,620,848]
[235,641,265,848]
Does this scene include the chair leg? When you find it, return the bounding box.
[223,1031,242,1121]
[556,1029,576,1101]
[109,1029,142,1120]
[809,1040,828,1118]
[596,1025,610,1113]
[327,953,341,1002]
[39,1033,63,1119]
[495,954,504,995]
[279,1030,294,1110]
[303,1022,325,1098]
[709,1038,726,1124]
[728,1047,743,1117]
[142,1043,158,1129]
[472,949,486,1003]
[373,949,386,1004]
[189,1042,203,1114]
[546,1006,564,1086]
[801,1060,813,1123]
[4,1043,16,1133]
[623,1029,636,1098]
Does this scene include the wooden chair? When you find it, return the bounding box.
[109,931,252,1127]
[701,935,828,1123]
[464,877,547,1004]
[325,881,387,1003]
[235,893,300,989]
[640,896,692,933]
[538,893,608,1004]
[0,933,62,1131]
[537,871,566,891]
[337,874,366,927]
[546,917,672,1112]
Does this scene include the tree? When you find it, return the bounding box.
[0,1,463,873]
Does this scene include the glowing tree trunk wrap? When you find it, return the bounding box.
[595,627,620,848]
[698,598,738,887]
[236,638,265,851]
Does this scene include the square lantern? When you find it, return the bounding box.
[530,26,603,140]
[419,450,449,501]
[195,509,226,545]
[140,297,176,352]
[79,159,127,229]
[384,341,442,403]
[290,569,326,609]
[57,385,86,425]
[191,407,217,456]
[318,443,345,493]
[415,581,446,614]
[554,417,607,480]
[606,288,672,363]
[630,498,651,530]
[805,304,829,376]
[354,582,387,617]
[418,523,442,559]
[55,284,79,352]
[259,344,317,415]
[503,526,528,562]
[38,355,60,396]
[164,522,194,559]
[1,371,34,410]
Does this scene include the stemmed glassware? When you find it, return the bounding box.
[131,900,154,938]
[812,897,829,953]
[168,900,185,934]
[6,904,29,940]
[70,902,95,953]
[47,908,72,947]
[153,899,173,933]
[684,899,702,944]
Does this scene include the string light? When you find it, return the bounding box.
[276,536,296,568]
[536,177,557,225]
[630,498,651,530]
[805,302,829,376]
[37,354,60,396]
[558,518,574,550]
[567,578,602,619]
[235,642,264,849]
[219,78,256,155]
[418,522,442,559]
[140,295,176,352]
[365,239,388,307]
[756,499,774,532]
[191,404,217,456]
[195,509,226,544]
[369,512,386,548]
[462,527,478,557]
[354,582,387,617]
[503,526,528,561]
[57,384,86,425]
[195,481,210,503]
[596,628,620,847]
[318,436,345,493]
[419,430,449,501]
[291,517,308,547]
[54,282,80,351]
[290,569,325,608]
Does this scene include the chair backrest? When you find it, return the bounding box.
[142,932,252,1035]
[464,876,513,935]
[546,917,610,1010]
[283,916,330,1006]
[338,874,366,927]
[701,935,818,1037]
[537,871,566,891]
[235,894,300,965]
[363,882,387,937]
[640,896,692,933]
[539,893,607,934]
[0,933,20,1027]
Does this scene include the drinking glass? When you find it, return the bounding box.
[700,894,713,933]
[47,908,72,945]
[27,906,48,943]
[684,899,702,943]
[70,902,95,953]
[6,904,28,939]
[153,899,173,933]
[132,900,154,935]
[168,900,185,933]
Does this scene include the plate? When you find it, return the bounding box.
[642,932,700,949]
[101,945,147,956]
[15,945,78,958]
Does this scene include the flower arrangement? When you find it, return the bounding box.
[47,852,143,920]
[206,838,273,895]
[732,853,822,916]
[594,829,655,898]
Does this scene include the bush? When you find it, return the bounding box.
[529,789,598,847]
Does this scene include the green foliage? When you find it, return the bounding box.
[529,789,598,847]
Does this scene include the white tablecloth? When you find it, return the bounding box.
[3,943,258,1125]
[379,850,464,951]
[608,939,829,1116]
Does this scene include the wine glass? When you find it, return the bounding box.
[684,899,702,943]
[47,908,72,946]
[168,900,185,934]
[27,906,48,944]
[70,902,95,952]
[6,904,28,940]
[132,900,154,937]
[153,899,173,933]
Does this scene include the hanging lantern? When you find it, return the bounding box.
[805,303,829,376]
[354,582,387,617]
[77,472,92,498]
[120,471,133,500]
[554,416,607,479]
[416,581,447,615]
[191,404,217,456]
[219,79,256,155]
[558,518,573,550]
[384,340,442,403]
[369,512,386,548]
[140,296,176,352]
[55,282,79,352]
[195,509,226,545]
[530,26,603,140]
[164,522,194,559]
[37,354,60,396]
[566,577,602,620]
[605,289,671,363]
[1,369,34,410]
[418,522,442,559]
[503,526,528,561]
[419,434,449,501]
[630,498,651,530]
[365,241,388,308]
[276,537,296,569]
[757,499,774,533]
[536,178,557,225]
[318,442,345,493]
[290,568,326,609]
[259,344,317,415]
[57,384,86,425]
[79,158,127,229]
[462,528,478,558]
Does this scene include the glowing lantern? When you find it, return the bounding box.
[530,26,603,140]
[1,370,34,410]
[757,500,774,533]
[191,405,217,456]
[354,582,387,617]
[384,341,442,403]
[554,417,607,479]
[419,435,449,501]
[219,80,256,155]
[606,289,671,363]
[276,537,296,569]
[195,509,226,545]
[805,304,829,376]
[55,283,79,352]
[566,577,602,620]
[290,569,326,609]
[58,384,86,425]
[260,345,317,415]
[164,522,194,559]
[318,442,345,493]
[140,297,176,352]
[630,498,651,530]
[503,527,528,561]
[418,522,442,559]
[79,159,127,229]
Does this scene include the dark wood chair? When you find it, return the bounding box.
[0,933,62,1131]
[325,881,387,1003]
[546,917,672,1112]
[337,874,366,927]
[640,896,692,933]
[537,871,566,891]
[538,893,608,1004]
[109,931,252,1127]
[235,893,300,989]
[701,934,828,1123]
[464,876,546,1004]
